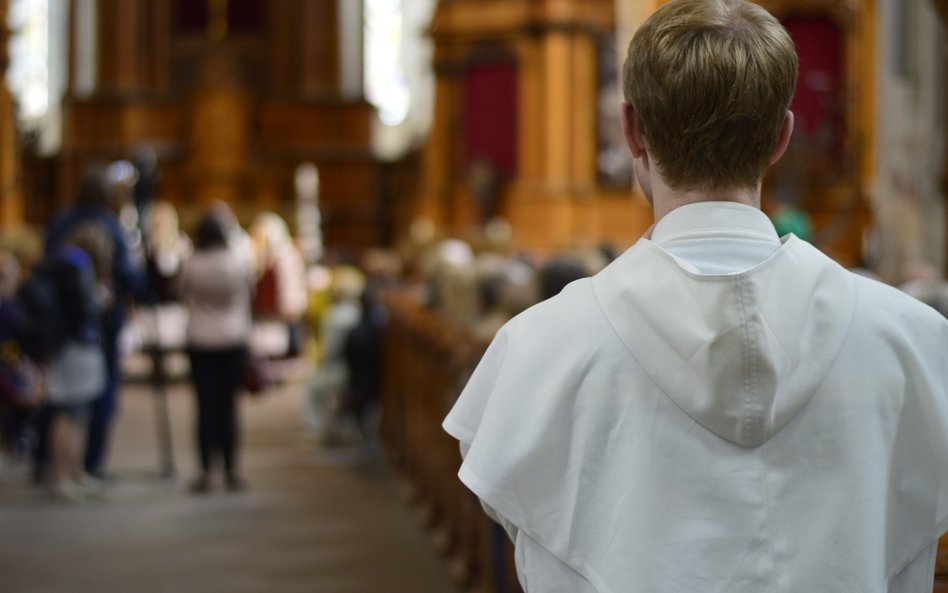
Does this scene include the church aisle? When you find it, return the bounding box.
[0,363,460,593]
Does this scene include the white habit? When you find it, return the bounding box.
[444,203,948,593]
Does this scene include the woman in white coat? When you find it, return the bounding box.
[180,212,254,493]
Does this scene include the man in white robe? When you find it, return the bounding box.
[443,1,948,591]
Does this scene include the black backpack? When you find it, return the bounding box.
[16,248,98,364]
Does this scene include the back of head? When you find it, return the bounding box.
[76,165,114,210]
[62,220,114,283]
[623,0,798,191]
[332,265,366,303]
[251,212,291,251]
[194,213,228,251]
[539,256,589,301]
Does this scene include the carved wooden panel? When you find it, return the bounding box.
[190,86,250,175]
[173,0,264,37]
[267,0,339,96]
[255,101,374,154]
[62,100,183,154]
[316,161,383,216]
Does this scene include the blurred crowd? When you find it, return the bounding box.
[0,160,946,503]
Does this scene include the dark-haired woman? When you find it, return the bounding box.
[180,213,254,493]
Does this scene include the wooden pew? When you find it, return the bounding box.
[380,291,523,593]
[936,534,948,591]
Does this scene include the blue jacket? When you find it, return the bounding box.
[45,205,148,337]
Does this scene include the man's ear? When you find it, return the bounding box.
[768,110,795,165]
[621,103,647,158]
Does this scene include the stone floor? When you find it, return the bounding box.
[0,362,460,593]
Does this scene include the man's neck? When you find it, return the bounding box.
[651,179,762,224]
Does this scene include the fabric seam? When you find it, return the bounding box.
[760,447,779,593]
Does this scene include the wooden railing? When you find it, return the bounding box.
[381,291,523,593]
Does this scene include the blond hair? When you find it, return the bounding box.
[622,0,797,190]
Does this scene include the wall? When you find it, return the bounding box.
[874,0,947,281]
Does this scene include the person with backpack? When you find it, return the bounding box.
[0,251,41,458]
[40,165,147,481]
[25,242,108,501]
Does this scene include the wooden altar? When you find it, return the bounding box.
[22,0,412,254]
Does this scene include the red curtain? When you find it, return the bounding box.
[463,62,519,177]
[782,17,845,139]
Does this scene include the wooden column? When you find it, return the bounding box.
[571,32,597,193]
[149,0,171,94]
[189,50,250,205]
[299,0,339,96]
[542,31,573,192]
[268,1,296,94]
[515,36,543,184]
[94,0,171,95]
[570,31,600,242]
[269,0,340,97]
[0,0,22,226]
[420,0,632,251]
[416,53,457,229]
[97,0,146,93]
[506,26,580,250]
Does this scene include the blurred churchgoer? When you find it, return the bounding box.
[342,285,387,442]
[145,200,192,304]
[208,200,255,269]
[42,234,110,502]
[133,200,192,356]
[305,265,364,443]
[179,212,254,494]
[538,255,592,302]
[361,248,403,291]
[0,251,40,459]
[427,239,477,325]
[470,252,509,343]
[499,257,539,319]
[303,264,333,363]
[42,165,147,480]
[250,212,308,360]
[899,261,948,318]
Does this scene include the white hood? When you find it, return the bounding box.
[592,236,856,447]
[446,232,948,593]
